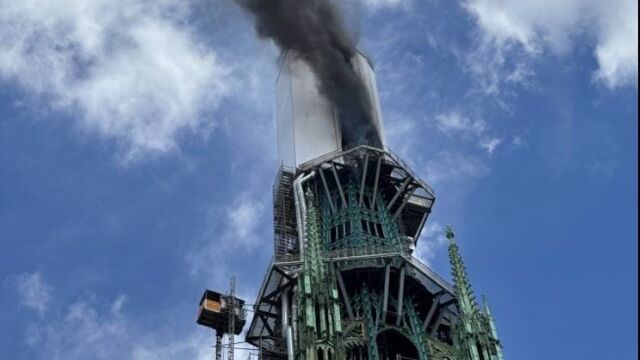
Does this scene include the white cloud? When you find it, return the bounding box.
[432,111,502,155]
[479,137,501,155]
[15,272,53,316]
[586,160,616,178]
[464,0,638,89]
[415,221,448,265]
[424,151,489,185]
[593,0,638,88]
[435,111,487,138]
[22,290,223,360]
[511,134,527,148]
[26,297,131,359]
[131,333,215,360]
[0,0,233,162]
[226,192,267,247]
[384,112,421,158]
[110,294,128,315]
[360,0,411,10]
[185,190,269,280]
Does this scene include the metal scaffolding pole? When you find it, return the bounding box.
[229,276,236,360]
[216,333,223,360]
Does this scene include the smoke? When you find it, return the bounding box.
[237,0,382,148]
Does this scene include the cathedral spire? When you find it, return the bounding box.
[446,226,478,317]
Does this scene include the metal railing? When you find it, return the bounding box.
[297,144,435,198]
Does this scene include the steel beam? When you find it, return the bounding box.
[331,163,347,208]
[318,167,336,213]
[382,264,391,321]
[371,157,382,210]
[273,266,293,281]
[263,282,291,302]
[392,188,416,220]
[281,292,289,337]
[429,309,445,337]
[441,298,458,308]
[395,267,406,326]
[336,269,355,320]
[415,212,429,242]
[359,153,370,206]
[422,292,443,331]
[387,177,411,210]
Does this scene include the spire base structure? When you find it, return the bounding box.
[245,146,505,360]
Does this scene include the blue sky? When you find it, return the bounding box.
[0,0,637,359]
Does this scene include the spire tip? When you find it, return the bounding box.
[445,225,455,240]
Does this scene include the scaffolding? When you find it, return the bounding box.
[273,167,297,257]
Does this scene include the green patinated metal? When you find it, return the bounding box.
[320,182,403,253]
[293,184,504,360]
[287,180,505,360]
[297,189,345,360]
[447,227,504,360]
[263,165,504,360]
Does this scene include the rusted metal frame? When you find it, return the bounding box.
[422,292,444,331]
[392,186,417,220]
[331,162,347,209]
[359,153,370,206]
[370,157,383,210]
[318,166,336,214]
[387,176,412,210]
[336,268,355,320]
[395,266,406,326]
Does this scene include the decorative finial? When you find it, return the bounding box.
[482,295,489,312]
[305,187,316,206]
[445,225,455,240]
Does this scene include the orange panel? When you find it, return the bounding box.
[204,299,221,312]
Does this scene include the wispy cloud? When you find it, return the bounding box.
[0,0,234,162]
[424,151,490,185]
[511,135,527,149]
[15,272,52,316]
[21,290,218,360]
[414,221,448,266]
[463,0,638,90]
[359,0,412,11]
[433,111,503,155]
[185,189,270,283]
[435,111,487,138]
[25,296,130,359]
[479,137,502,155]
[226,192,267,248]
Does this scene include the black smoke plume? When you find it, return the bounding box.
[238,0,382,148]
